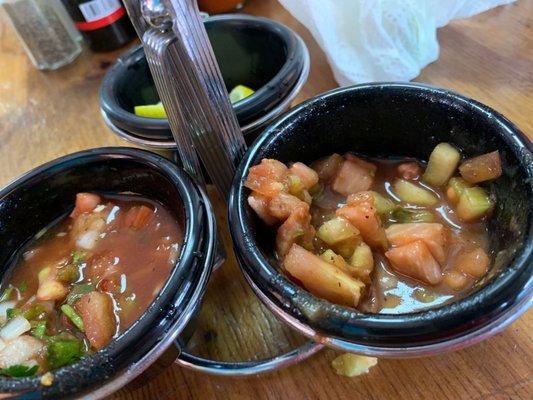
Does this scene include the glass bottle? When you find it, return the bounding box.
[1,0,82,70]
[61,0,136,52]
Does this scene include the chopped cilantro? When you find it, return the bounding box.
[0,287,13,302]
[71,251,85,266]
[0,364,38,377]
[19,281,27,293]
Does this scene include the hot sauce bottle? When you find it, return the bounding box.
[61,0,136,52]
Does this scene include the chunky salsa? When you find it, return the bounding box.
[245,144,501,313]
[0,193,182,377]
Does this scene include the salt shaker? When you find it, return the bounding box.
[1,0,82,70]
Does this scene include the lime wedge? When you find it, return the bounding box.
[229,85,255,104]
[134,102,167,119]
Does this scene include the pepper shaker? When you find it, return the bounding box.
[1,0,82,70]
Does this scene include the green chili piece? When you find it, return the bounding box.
[60,304,84,332]
[71,251,86,266]
[47,339,84,369]
[0,287,13,302]
[31,321,47,339]
[0,364,38,377]
[6,308,21,320]
[66,284,94,305]
[18,281,27,293]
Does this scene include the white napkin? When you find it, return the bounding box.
[278,0,516,85]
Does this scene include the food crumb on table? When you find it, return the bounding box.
[331,353,378,377]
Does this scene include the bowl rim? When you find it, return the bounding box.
[229,82,533,352]
[99,14,304,137]
[0,147,209,396]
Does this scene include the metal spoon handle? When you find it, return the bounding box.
[125,0,246,199]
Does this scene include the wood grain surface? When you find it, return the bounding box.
[0,0,532,399]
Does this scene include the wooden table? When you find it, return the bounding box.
[0,1,532,399]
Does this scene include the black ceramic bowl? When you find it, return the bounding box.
[229,83,533,356]
[100,14,306,143]
[0,148,215,398]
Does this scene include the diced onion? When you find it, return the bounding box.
[93,204,106,213]
[0,316,31,341]
[0,337,5,351]
[0,301,17,323]
[76,231,99,249]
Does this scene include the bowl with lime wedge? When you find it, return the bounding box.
[100,14,309,154]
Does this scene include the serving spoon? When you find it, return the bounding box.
[122,0,323,376]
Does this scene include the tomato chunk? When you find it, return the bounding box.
[124,205,153,230]
[331,155,376,196]
[385,223,448,264]
[247,192,278,226]
[289,162,319,189]
[454,247,490,278]
[459,151,502,184]
[75,292,115,350]
[276,207,315,258]
[398,162,422,180]
[244,159,288,198]
[71,193,101,217]
[385,240,442,285]
[284,244,365,307]
[336,193,387,250]
[268,193,309,221]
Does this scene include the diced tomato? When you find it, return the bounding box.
[124,205,153,230]
[268,193,309,221]
[331,156,376,196]
[459,151,502,184]
[289,162,319,189]
[247,192,278,226]
[71,193,101,217]
[385,223,448,264]
[385,240,442,285]
[75,292,115,350]
[336,193,387,250]
[454,247,490,278]
[244,159,289,198]
[398,162,422,180]
[283,244,365,307]
[276,207,315,258]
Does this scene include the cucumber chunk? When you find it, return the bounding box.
[422,143,461,187]
[317,217,359,245]
[456,187,493,221]
[394,180,438,206]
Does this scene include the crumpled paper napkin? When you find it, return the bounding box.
[278,0,516,85]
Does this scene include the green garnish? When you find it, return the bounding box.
[71,251,85,266]
[23,303,48,320]
[18,281,27,293]
[6,308,21,320]
[60,305,84,332]
[66,284,94,305]
[31,321,47,339]
[47,339,84,369]
[391,207,435,223]
[56,265,79,283]
[0,364,38,377]
[0,287,13,302]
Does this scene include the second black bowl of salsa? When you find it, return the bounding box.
[0,148,215,398]
[229,82,533,353]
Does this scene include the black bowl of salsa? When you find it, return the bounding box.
[0,148,216,398]
[229,82,533,356]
